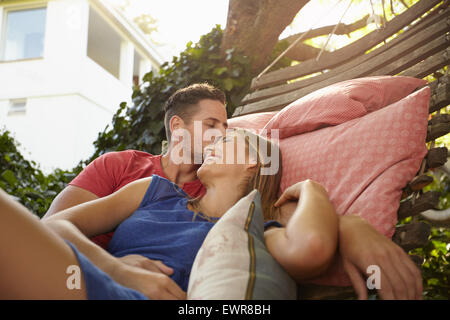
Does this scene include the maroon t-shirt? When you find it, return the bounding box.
[69,150,206,249]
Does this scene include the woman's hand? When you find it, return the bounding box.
[268,179,338,282]
[274,179,328,207]
[118,254,174,276]
[111,260,186,300]
[339,215,423,300]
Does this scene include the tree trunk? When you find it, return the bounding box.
[221,0,309,74]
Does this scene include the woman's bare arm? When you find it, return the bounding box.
[44,177,152,237]
[41,177,152,276]
[42,185,99,219]
[264,179,338,282]
[271,180,423,299]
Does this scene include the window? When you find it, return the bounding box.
[2,7,47,61]
[8,99,27,115]
[87,6,121,79]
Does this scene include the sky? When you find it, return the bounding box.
[105,0,229,60]
[104,0,398,62]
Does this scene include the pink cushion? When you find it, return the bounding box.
[264,76,427,139]
[278,87,430,286]
[228,111,276,131]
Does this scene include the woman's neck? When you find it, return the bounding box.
[194,178,243,218]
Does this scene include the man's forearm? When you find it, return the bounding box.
[43,220,119,277]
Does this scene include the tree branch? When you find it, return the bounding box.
[283,42,328,61]
[277,13,380,62]
[281,14,377,44]
[221,0,309,73]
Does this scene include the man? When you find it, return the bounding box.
[43,83,228,250]
[43,83,422,300]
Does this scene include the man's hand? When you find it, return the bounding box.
[111,259,186,300]
[118,254,174,276]
[339,215,423,300]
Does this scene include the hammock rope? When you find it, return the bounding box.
[315,0,353,62]
[255,0,345,81]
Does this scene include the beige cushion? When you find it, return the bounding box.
[187,190,297,299]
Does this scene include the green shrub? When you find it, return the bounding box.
[411,172,450,300]
[0,129,74,218]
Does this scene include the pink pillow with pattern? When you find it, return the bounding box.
[278,87,430,286]
[264,76,427,139]
[228,111,276,131]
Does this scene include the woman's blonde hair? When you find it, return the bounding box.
[188,128,282,222]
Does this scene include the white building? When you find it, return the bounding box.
[0,0,163,172]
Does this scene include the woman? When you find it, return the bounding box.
[0,129,338,299]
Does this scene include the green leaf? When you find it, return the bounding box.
[1,170,17,186]
[213,67,228,76]
[223,78,234,91]
[25,192,44,200]
[191,47,204,59]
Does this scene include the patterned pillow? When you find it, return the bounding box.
[187,190,297,299]
[264,76,427,139]
[278,87,430,286]
[228,111,277,131]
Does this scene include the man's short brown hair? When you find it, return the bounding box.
[163,83,226,142]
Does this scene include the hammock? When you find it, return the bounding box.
[232,0,450,299]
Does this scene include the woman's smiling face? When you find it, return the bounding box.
[197,131,257,183]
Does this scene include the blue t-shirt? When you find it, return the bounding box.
[107,174,218,292]
[67,174,282,299]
